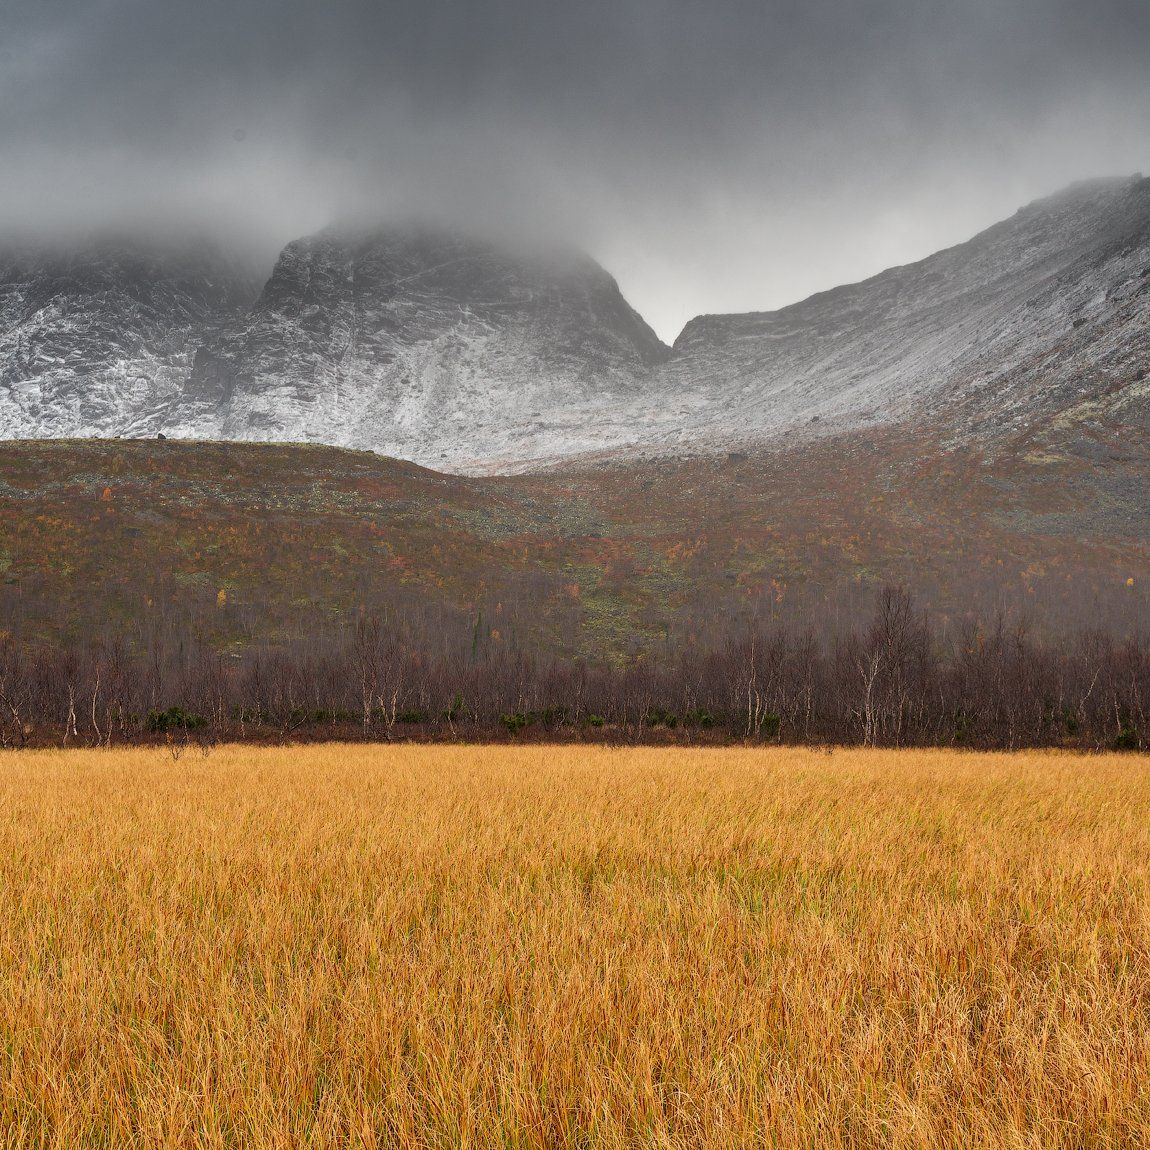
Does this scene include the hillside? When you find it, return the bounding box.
[2,434,1146,657]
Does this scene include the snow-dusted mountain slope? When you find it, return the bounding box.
[1,176,1148,471]
[0,238,256,439]
[651,175,1150,454]
[179,229,670,468]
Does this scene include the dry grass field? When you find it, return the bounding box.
[1,745,1149,1148]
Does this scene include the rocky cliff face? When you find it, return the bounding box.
[0,238,256,439]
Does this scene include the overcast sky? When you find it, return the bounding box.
[2,0,1149,341]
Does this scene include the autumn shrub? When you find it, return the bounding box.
[146,706,207,733]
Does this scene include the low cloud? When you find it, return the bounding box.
[2,0,1148,339]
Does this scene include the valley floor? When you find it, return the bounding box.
[2,744,1149,1147]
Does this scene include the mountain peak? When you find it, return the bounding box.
[182,223,669,467]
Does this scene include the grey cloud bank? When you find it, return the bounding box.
[2,0,1149,340]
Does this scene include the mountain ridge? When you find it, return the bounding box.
[672,176,1146,350]
[654,173,1150,458]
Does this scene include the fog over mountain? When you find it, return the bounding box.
[3,0,1149,341]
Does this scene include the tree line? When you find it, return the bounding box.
[0,587,1146,750]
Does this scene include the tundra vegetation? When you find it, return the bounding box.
[2,743,1149,1147]
[3,436,1149,672]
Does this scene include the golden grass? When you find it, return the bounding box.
[2,744,1150,1148]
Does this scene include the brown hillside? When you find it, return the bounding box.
[1,428,1147,655]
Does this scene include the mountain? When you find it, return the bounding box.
[653,175,1150,456]
[1,177,1148,470]
[0,237,257,439]
[181,229,670,470]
